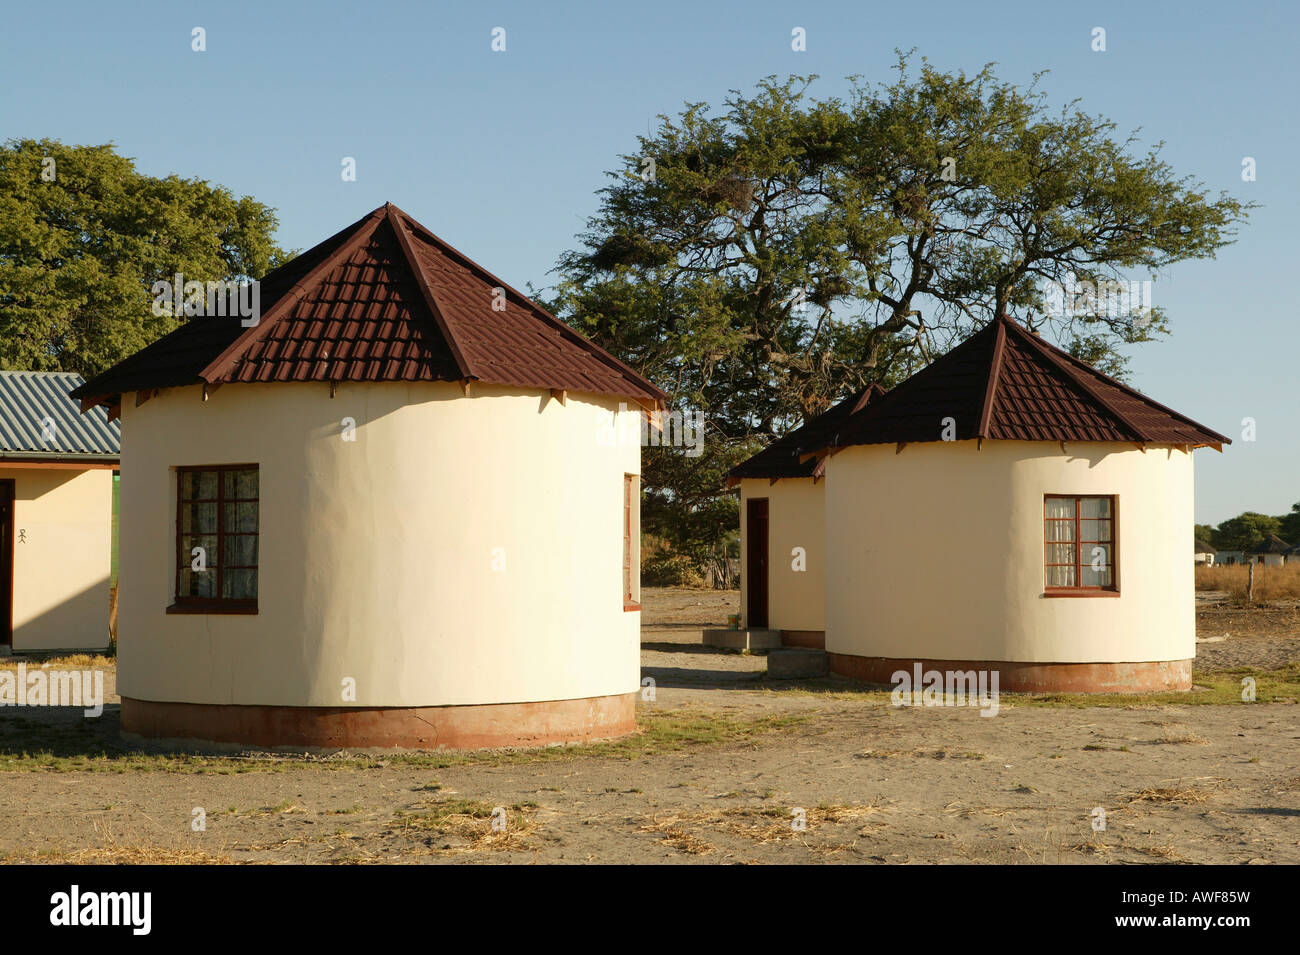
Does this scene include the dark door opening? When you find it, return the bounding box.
[746,497,769,629]
[0,479,14,647]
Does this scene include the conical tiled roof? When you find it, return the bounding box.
[806,313,1228,452]
[728,383,887,481]
[74,203,665,413]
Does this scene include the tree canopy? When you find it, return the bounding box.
[1211,512,1284,552]
[0,138,288,377]
[1280,504,1300,546]
[546,56,1252,563]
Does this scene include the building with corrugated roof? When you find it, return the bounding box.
[728,312,1229,692]
[1,370,120,651]
[73,203,665,749]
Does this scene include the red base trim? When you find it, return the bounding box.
[781,630,826,649]
[121,692,638,750]
[827,654,1192,693]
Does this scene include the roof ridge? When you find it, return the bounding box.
[1035,329,1231,445]
[849,381,885,414]
[385,205,478,381]
[977,317,1008,438]
[199,208,386,383]
[1002,317,1148,441]
[387,203,664,405]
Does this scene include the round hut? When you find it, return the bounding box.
[737,313,1229,692]
[1249,534,1292,568]
[74,203,663,749]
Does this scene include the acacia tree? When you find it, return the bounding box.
[1214,513,1282,552]
[548,56,1252,563]
[1278,504,1300,546]
[0,138,287,376]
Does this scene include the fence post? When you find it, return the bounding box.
[1247,561,1255,603]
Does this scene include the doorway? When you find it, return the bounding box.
[745,497,768,628]
[0,479,13,647]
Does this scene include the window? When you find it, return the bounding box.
[1044,495,1117,594]
[624,474,640,611]
[171,465,259,613]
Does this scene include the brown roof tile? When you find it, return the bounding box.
[728,383,887,480]
[74,203,665,410]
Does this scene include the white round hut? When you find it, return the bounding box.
[733,313,1228,692]
[74,203,663,749]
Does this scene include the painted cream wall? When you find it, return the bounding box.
[825,441,1195,664]
[4,466,112,651]
[117,381,642,707]
[739,477,825,631]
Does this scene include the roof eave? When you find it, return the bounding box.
[0,452,119,465]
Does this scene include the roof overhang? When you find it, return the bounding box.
[0,453,119,469]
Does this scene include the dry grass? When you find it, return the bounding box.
[1196,563,1300,602]
[640,802,892,853]
[0,654,113,671]
[1135,843,1185,861]
[392,798,540,855]
[1151,722,1210,745]
[1,843,234,864]
[1,824,233,865]
[1127,784,1218,805]
[655,827,717,855]
[1064,840,1116,857]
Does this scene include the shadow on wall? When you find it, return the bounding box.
[12,576,113,653]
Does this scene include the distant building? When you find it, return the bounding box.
[1,370,119,652]
[1248,533,1292,567]
[1194,538,1217,566]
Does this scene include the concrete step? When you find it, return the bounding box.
[767,648,829,679]
[701,628,783,651]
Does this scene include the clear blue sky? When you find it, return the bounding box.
[1,0,1295,525]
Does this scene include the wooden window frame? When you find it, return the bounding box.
[1043,494,1120,597]
[623,473,640,612]
[168,464,259,614]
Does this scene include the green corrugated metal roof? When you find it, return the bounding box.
[0,370,120,458]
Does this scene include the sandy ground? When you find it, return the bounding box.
[0,588,1297,865]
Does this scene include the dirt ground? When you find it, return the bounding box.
[0,588,1297,865]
